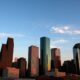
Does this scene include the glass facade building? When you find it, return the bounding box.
[40,37,51,74]
[73,43,80,74]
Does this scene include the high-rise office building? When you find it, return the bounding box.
[73,43,80,74]
[6,37,14,67]
[28,45,39,77]
[0,44,7,68]
[17,57,27,78]
[0,37,14,68]
[40,37,51,74]
[51,48,61,70]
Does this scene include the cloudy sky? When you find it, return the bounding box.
[0,0,80,63]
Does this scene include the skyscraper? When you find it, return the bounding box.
[0,37,14,68]
[51,48,61,70]
[17,57,27,78]
[40,37,51,74]
[28,45,39,77]
[73,43,80,74]
[6,37,14,67]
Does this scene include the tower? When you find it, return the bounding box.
[40,37,51,74]
[28,45,39,77]
[17,57,27,78]
[0,37,14,68]
[73,43,80,74]
[6,37,14,67]
[51,48,61,70]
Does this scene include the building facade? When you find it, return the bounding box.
[73,43,80,74]
[51,48,61,70]
[40,37,51,74]
[17,57,27,78]
[0,37,14,68]
[3,67,19,78]
[28,45,39,77]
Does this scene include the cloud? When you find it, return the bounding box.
[50,39,68,48]
[50,26,80,35]
[0,32,25,38]
[72,37,80,40]
[50,45,57,48]
[51,39,68,44]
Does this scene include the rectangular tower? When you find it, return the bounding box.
[17,58,27,78]
[28,45,39,77]
[6,37,14,67]
[0,37,14,68]
[51,48,61,70]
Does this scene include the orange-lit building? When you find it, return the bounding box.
[28,45,39,77]
[51,48,61,70]
[3,67,19,78]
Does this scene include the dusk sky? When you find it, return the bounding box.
[0,0,80,63]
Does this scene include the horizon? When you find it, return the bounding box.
[0,0,80,64]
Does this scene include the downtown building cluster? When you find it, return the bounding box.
[0,37,80,80]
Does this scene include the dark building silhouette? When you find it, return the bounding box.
[40,37,51,74]
[61,60,76,74]
[63,61,71,73]
[39,58,43,76]
[39,59,41,75]
[17,57,27,78]
[51,59,54,71]
[51,48,61,70]
[0,38,14,69]
[6,38,14,67]
[28,45,39,77]
[73,43,80,74]
[71,59,76,74]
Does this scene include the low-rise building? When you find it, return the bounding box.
[3,67,19,78]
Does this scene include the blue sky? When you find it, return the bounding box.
[0,0,80,63]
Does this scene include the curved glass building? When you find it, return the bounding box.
[40,37,51,74]
[73,43,80,74]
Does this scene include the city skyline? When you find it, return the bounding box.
[0,0,80,63]
[0,37,79,79]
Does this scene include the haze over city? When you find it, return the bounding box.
[0,0,80,63]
